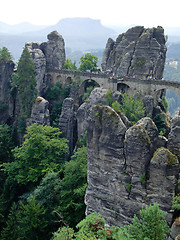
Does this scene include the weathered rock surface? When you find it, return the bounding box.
[85,110,179,226]
[168,114,180,161]
[59,98,76,155]
[0,61,15,123]
[28,97,50,126]
[26,31,66,95]
[102,26,167,80]
[147,147,179,223]
[77,87,108,138]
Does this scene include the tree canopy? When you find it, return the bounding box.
[0,47,13,62]
[15,46,37,116]
[79,53,98,72]
[2,123,69,185]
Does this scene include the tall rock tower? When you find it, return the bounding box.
[101,26,167,80]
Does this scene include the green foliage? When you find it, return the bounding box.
[0,104,8,113]
[17,116,26,133]
[120,93,145,125]
[58,146,87,227]
[2,123,68,185]
[173,176,180,210]
[134,57,146,67]
[1,202,19,240]
[63,58,77,70]
[139,173,146,185]
[46,82,70,126]
[79,53,98,72]
[51,226,75,240]
[112,100,121,113]
[0,47,13,62]
[153,114,166,135]
[82,86,94,102]
[123,203,170,240]
[105,90,113,106]
[16,46,37,116]
[52,212,127,240]
[0,124,14,163]
[1,198,48,240]
[161,96,169,113]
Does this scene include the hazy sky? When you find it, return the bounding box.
[1,0,180,27]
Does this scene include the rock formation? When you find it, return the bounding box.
[59,98,76,155]
[0,61,15,123]
[28,96,50,126]
[102,26,167,80]
[85,103,179,226]
[26,31,66,95]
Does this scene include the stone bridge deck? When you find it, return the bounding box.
[47,69,180,96]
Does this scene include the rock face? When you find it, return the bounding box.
[0,61,15,123]
[85,110,179,226]
[167,114,180,161]
[102,26,167,80]
[59,98,76,155]
[26,31,66,95]
[28,97,50,126]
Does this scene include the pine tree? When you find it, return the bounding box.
[1,202,19,240]
[16,46,37,116]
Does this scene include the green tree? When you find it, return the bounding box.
[63,58,77,70]
[105,90,113,106]
[123,203,170,240]
[0,124,14,163]
[120,93,145,124]
[58,146,87,227]
[0,47,13,62]
[18,197,48,240]
[1,202,19,240]
[16,46,37,116]
[79,53,98,72]
[2,123,68,186]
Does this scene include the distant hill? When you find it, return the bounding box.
[0,18,117,61]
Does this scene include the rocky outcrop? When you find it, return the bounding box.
[85,108,179,227]
[167,114,180,161]
[59,98,76,155]
[0,61,15,123]
[147,147,179,223]
[102,26,167,80]
[26,31,66,95]
[27,97,50,126]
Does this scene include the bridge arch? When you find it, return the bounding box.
[117,82,130,94]
[79,79,100,104]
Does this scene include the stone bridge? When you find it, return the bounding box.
[47,69,180,97]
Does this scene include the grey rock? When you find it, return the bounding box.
[102,26,167,80]
[41,31,65,71]
[26,31,66,95]
[76,87,108,138]
[85,105,128,226]
[28,97,50,126]
[59,98,75,155]
[147,147,179,223]
[26,43,46,95]
[168,115,180,160]
[0,61,15,123]
[85,110,179,226]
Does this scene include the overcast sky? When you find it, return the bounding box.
[1,0,179,28]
